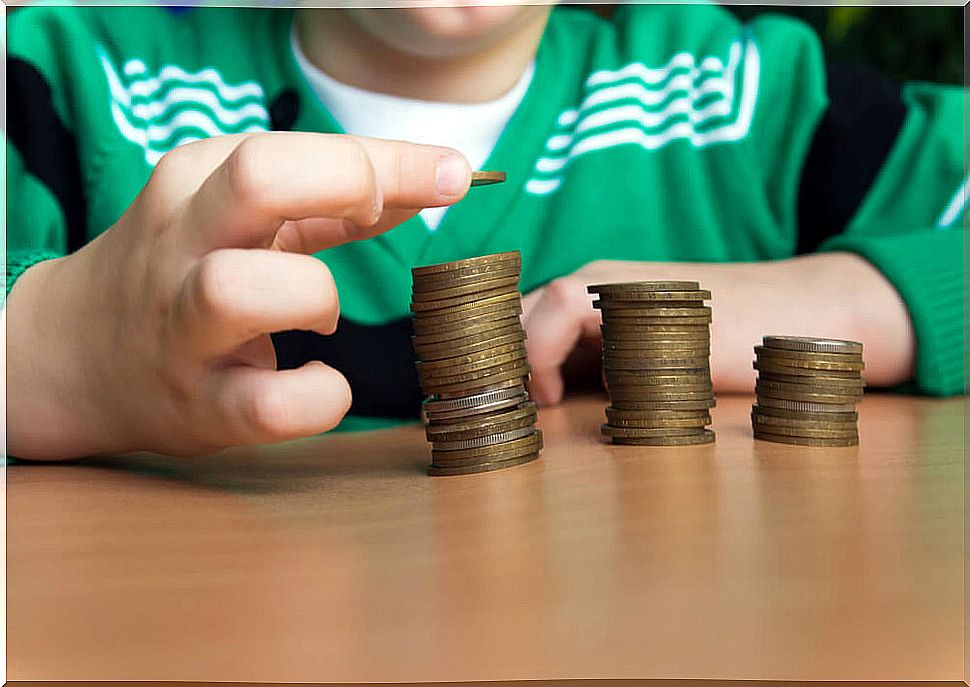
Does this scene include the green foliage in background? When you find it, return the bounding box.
[728,5,963,84]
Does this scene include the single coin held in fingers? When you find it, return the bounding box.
[470,171,506,187]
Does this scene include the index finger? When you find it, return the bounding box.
[186,132,470,251]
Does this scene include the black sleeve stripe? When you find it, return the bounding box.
[269,89,300,131]
[8,58,89,253]
[272,318,423,419]
[796,62,907,254]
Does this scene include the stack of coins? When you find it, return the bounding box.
[752,336,865,447]
[589,281,716,446]
[410,251,542,476]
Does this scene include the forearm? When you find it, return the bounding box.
[577,252,915,392]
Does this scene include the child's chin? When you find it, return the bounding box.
[346,4,547,60]
[402,5,532,43]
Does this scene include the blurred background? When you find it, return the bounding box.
[583,4,964,84]
[6,3,963,84]
[728,5,962,84]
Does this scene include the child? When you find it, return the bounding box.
[7,4,965,459]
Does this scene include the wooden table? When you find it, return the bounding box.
[7,394,965,682]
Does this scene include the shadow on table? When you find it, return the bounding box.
[21,426,432,495]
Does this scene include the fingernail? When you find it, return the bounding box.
[436,155,468,197]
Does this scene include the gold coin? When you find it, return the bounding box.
[429,411,537,444]
[603,344,711,360]
[412,314,522,342]
[754,347,864,371]
[751,416,859,438]
[609,389,715,402]
[428,451,539,477]
[608,386,714,399]
[606,407,712,421]
[604,357,710,371]
[431,438,542,468]
[611,398,716,411]
[593,290,711,302]
[426,402,536,439]
[603,337,710,347]
[432,375,525,400]
[413,266,520,293]
[753,360,862,379]
[599,306,712,318]
[414,258,519,282]
[412,251,520,279]
[604,350,711,360]
[755,378,864,398]
[431,425,537,452]
[762,336,863,356]
[751,412,857,433]
[601,424,703,438]
[754,396,857,414]
[756,378,863,400]
[416,341,526,372]
[755,370,865,389]
[470,170,507,187]
[751,404,857,423]
[753,431,858,447]
[412,288,520,316]
[432,366,531,397]
[594,301,708,311]
[588,281,701,295]
[755,387,861,406]
[414,329,526,361]
[602,323,709,334]
[605,349,710,361]
[419,352,529,384]
[430,429,541,464]
[606,377,712,389]
[601,316,712,326]
[412,295,522,329]
[412,274,520,302]
[609,429,716,446]
[411,283,519,313]
[754,345,863,364]
[431,428,542,468]
[604,371,711,385]
[755,391,860,406]
[606,415,711,429]
[603,337,711,348]
[603,337,710,349]
[606,370,712,381]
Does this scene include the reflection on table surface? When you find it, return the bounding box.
[8,393,964,682]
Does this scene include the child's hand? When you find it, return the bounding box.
[522,267,605,407]
[7,133,471,459]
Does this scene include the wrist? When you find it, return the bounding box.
[6,255,122,459]
[817,251,915,385]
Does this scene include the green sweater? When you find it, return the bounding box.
[7,4,966,431]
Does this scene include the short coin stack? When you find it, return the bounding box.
[411,251,542,476]
[752,336,865,447]
[589,281,716,446]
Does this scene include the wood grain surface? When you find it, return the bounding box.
[7,393,964,682]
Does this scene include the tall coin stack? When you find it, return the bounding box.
[410,251,542,476]
[589,281,716,446]
[752,336,865,446]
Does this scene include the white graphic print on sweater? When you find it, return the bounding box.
[526,33,761,195]
[99,49,269,166]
